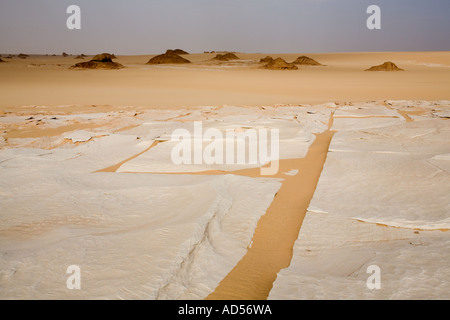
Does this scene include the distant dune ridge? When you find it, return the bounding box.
[212,53,240,61]
[70,53,124,69]
[259,56,274,64]
[263,57,298,70]
[74,54,87,59]
[293,55,322,66]
[365,61,404,71]
[173,49,189,55]
[146,50,191,64]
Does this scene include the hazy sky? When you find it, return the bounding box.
[1,0,449,54]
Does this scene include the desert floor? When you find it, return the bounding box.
[1,51,450,108]
[0,51,449,299]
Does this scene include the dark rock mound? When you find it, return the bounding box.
[146,50,191,64]
[74,54,87,59]
[71,60,124,69]
[365,61,404,71]
[173,49,189,55]
[18,53,29,59]
[264,57,298,70]
[70,53,124,69]
[293,55,322,66]
[92,53,117,61]
[259,56,274,64]
[212,53,240,61]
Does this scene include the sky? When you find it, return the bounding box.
[1,0,449,55]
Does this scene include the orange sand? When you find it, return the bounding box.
[1,52,449,109]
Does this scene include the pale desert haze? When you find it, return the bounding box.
[0,49,449,300]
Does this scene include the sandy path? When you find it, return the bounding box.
[95,140,160,173]
[205,115,335,300]
[382,102,427,122]
[5,122,106,139]
[333,115,399,119]
[354,219,450,232]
